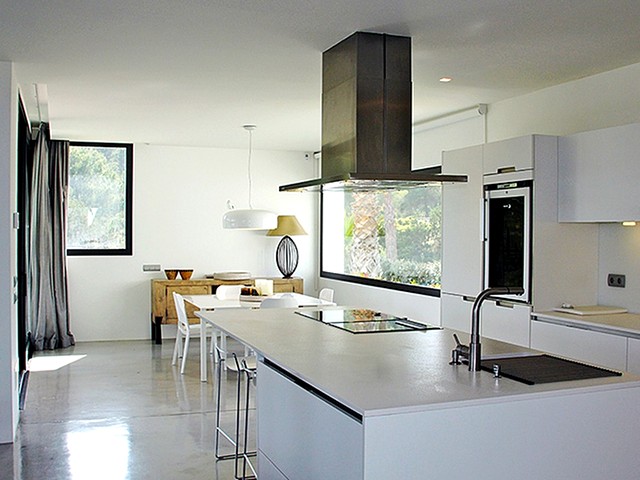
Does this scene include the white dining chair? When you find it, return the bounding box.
[171,292,213,375]
[260,294,299,309]
[213,285,243,361]
[319,288,334,303]
[216,284,242,300]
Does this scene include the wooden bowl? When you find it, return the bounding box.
[179,269,193,280]
[164,269,178,280]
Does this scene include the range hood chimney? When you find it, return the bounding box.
[280,31,466,192]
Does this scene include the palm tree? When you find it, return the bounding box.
[348,192,382,278]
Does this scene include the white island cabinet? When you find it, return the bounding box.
[197,308,640,480]
[257,361,363,478]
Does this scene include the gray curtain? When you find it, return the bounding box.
[27,123,75,350]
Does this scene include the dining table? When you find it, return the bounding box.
[184,292,336,382]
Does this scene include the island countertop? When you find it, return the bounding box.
[197,307,640,418]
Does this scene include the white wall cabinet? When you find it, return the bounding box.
[483,135,534,176]
[482,301,531,347]
[627,338,640,375]
[441,144,484,297]
[530,319,627,371]
[558,123,640,222]
[257,361,363,479]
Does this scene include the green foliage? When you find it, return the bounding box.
[380,258,441,288]
[67,146,127,249]
[336,185,443,287]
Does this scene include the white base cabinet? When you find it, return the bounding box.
[530,319,627,371]
[441,294,531,347]
[482,301,531,347]
[627,338,640,375]
[257,361,363,480]
[440,293,474,334]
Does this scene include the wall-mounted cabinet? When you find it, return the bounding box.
[558,123,640,222]
[483,135,534,177]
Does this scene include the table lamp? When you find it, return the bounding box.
[267,215,307,278]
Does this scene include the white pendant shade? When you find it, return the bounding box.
[222,209,277,230]
[222,125,277,230]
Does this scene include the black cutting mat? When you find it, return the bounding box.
[480,354,622,385]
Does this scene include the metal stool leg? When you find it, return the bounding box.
[214,347,257,480]
[239,359,258,480]
[214,346,239,461]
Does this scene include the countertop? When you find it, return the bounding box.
[533,310,640,338]
[197,307,640,418]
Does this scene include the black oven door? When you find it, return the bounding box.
[483,181,531,302]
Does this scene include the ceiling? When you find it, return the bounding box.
[2,0,640,152]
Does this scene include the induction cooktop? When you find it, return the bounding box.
[296,308,441,334]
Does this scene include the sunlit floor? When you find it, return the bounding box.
[0,338,256,480]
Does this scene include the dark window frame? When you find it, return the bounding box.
[67,141,134,256]
[319,192,440,298]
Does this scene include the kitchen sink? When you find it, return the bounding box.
[480,354,622,385]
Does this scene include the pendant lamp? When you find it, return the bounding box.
[223,125,277,230]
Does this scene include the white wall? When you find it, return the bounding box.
[0,61,19,443]
[67,144,317,341]
[486,61,640,313]
[487,62,640,141]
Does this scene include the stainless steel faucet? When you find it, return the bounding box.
[468,286,524,371]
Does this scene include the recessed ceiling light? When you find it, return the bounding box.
[439,77,453,83]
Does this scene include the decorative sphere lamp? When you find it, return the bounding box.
[267,215,307,278]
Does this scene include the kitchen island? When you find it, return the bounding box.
[197,307,640,480]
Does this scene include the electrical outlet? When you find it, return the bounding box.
[607,273,625,288]
[143,264,161,272]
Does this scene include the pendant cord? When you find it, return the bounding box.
[247,128,253,209]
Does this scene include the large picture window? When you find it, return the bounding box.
[67,142,133,256]
[321,186,441,295]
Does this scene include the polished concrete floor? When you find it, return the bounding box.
[0,338,256,479]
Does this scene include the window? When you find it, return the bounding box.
[67,142,133,256]
[321,185,441,296]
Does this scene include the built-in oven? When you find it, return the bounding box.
[483,180,532,303]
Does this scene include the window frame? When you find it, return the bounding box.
[67,141,134,257]
[319,191,441,298]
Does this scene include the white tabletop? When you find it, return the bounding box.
[192,293,335,381]
[184,292,334,310]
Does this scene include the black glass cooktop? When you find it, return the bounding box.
[296,308,441,334]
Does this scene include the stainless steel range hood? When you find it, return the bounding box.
[280,32,467,192]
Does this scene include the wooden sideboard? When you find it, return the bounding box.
[150,277,303,344]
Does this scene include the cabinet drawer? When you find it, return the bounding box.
[482,301,531,347]
[531,320,627,371]
[441,293,474,333]
[166,285,210,320]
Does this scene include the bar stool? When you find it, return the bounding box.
[214,346,257,479]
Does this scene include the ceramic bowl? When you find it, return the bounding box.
[164,269,178,280]
[179,269,194,280]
